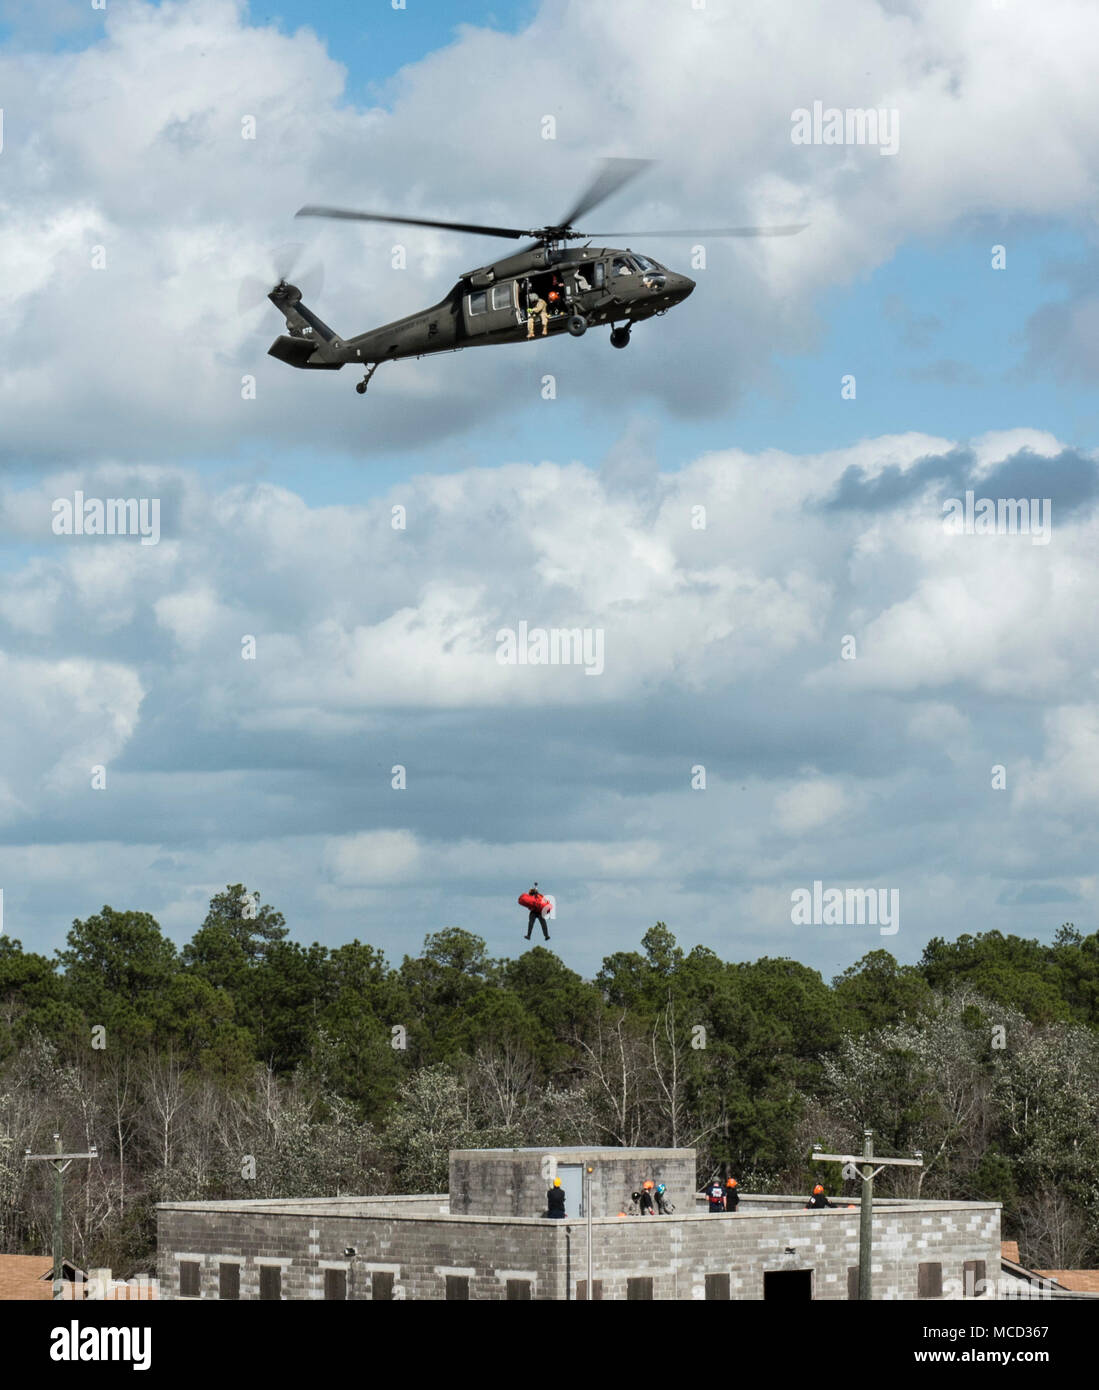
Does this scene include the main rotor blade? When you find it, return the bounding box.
[295,206,532,239]
[581,224,809,238]
[558,157,654,229]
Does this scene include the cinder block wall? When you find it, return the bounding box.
[449,1148,697,1218]
[158,1207,566,1301]
[158,1197,999,1301]
[583,1204,1001,1301]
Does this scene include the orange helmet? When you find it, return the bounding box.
[643,1180,654,1189]
[813,1185,824,1195]
[548,291,560,301]
[726,1178,737,1188]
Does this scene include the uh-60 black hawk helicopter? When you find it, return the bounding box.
[265,159,805,395]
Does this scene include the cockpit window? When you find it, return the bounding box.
[633,254,659,272]
[613,257,639,276]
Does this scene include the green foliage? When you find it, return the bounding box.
[832,950,933,1033]
[57,907,178,1047]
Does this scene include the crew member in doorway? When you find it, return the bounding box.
[805,1184,835,1210]
[547,272,568,314]
[546,1177,566,1219]
[707,1179,725,1213]
[523,279,549,339]
[725,1177,740,1212]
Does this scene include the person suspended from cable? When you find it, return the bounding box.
[518,883,552,941]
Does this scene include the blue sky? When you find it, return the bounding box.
[1,0,1098,981]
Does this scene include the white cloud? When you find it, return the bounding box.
[1015,704,1099,811]
[0,650,143,817]
[326,830,423,886]
[774,778,849,834]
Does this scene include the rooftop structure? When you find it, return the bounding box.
[157,1146,1003,1301]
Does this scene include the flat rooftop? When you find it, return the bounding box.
[157,1192,1000,1221]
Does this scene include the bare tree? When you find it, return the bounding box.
[140,1048,188,1173]
[464,1042,539,1130]
[1019,1188,1092,1270]
[573,1010,653,1146]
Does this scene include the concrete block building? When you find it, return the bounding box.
[157,1146,1001,1300]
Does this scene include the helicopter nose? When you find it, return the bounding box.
[670,274,695,303]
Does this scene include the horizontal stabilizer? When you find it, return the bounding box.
[267,335,342,369]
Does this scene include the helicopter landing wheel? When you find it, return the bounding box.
[567,314,588,337]
[355,361,381,395]
[610,326,631,349]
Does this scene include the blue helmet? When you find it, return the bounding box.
[656,1183,666,1193]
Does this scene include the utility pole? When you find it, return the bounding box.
[24,1133,99,1300]
[812,1131,923,1301]
[585,1163,594,1298]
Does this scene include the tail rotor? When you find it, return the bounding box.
[238,242,325,315]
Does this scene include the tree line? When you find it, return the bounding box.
[1,885,1097,1274]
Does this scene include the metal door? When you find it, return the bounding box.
[557,1164,584,1219]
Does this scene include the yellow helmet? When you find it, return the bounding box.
[553,1177,561,1187]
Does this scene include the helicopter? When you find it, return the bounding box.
[265,159,806,395]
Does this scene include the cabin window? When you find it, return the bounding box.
[491,282,513,311]
[576,262,603,292]
[468,290,487,315]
